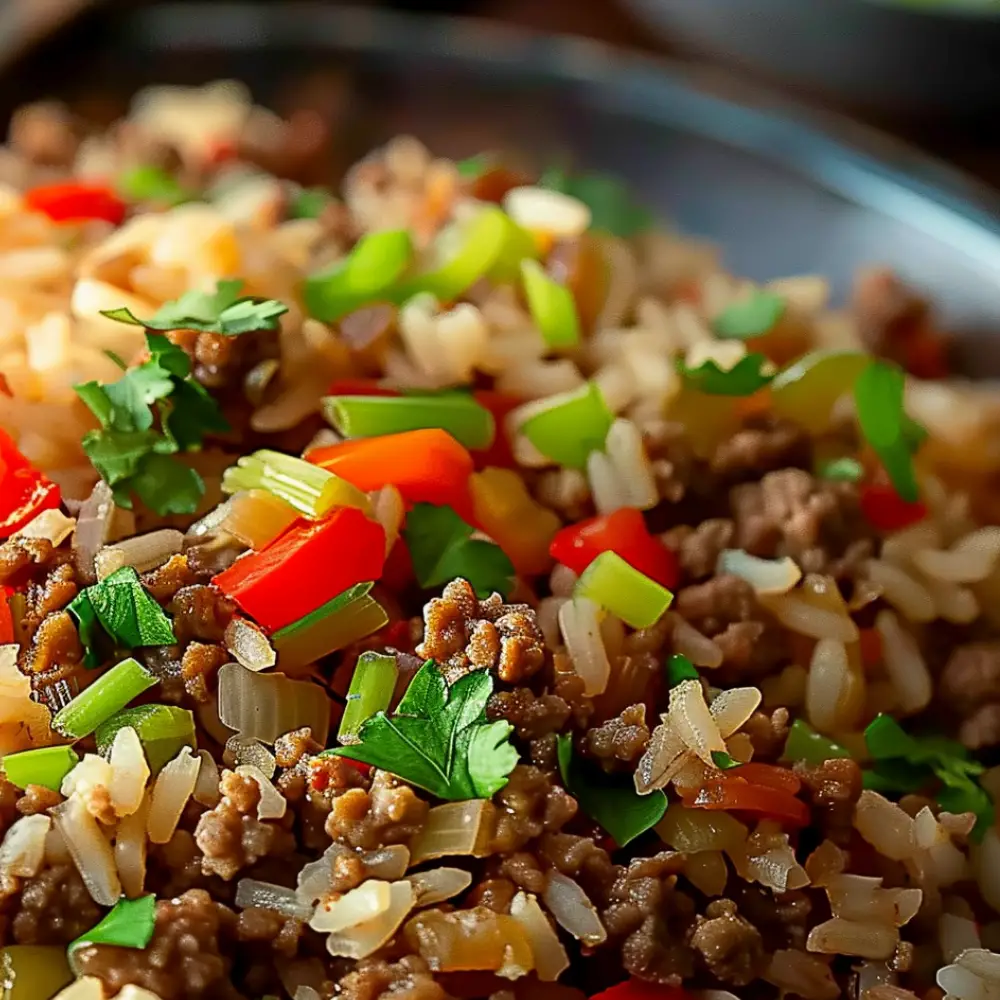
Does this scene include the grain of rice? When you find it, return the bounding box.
[115,794,150,899]
[923,576,980,625]
[108,725,151,817]
[536,596,567,650]
[193,749,222,807]
[765,950,840,1000]
[865,559,937,623]
[874,610,932,715]
[760,591,860,642]
[975,827,1000,916]
[880,522,943,567]
[937,948,1000,1000]
[0,814,50,877]
[670,615,724,668]
[95,529,184,580]
[558,597,611,696]
[494,359,582,399]
[806,638,864,733]
[235,764,287,820]
[941,912,983,963]
[146,746,200,844]
[806,917,899,960]
[542,871,607,946]
[854,791,916,862]
[51,794,121,906]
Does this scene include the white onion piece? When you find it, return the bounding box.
[363,845,410,881]
[236,878,313,919]
[668,679,726,764]
[310,879,392,933]
[558,597,610,696]
[407,867,473,907]
[193,749,221,807]
[806,917,899,960]
[510,891,570,982]
[717,550,802,595]
[51,794,121,906]
[115,795,149,898]
[224,617,276,673]
[52,978,106,1000]
[0,814,50,877]
[108,725,151,817]
[941,912,983,963]
[296,843,351,905]
[634,720,687,794]
[95,529,183,580]
[709,686,762,738]
[44,825,72,865]
[325,880,415,959]
[409,800,492,865]
[671,615,723,669]
[369,485,405,555]
[938,949,1000,1000]
[235,764,287,820]
[542,871,606,946]
[147,747,199,844]
[18,509,75,547]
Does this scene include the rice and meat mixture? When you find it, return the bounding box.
[3,82,1000,1000]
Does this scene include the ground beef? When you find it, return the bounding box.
[583,704,651,764]
[709,417,809,482]
[939,641,1000,747]
[729,883,813,952]
[18,610,83,675]
[22,562,77,637]
[337,955,450,1000]
[235,906,302,957]
[12,864,101,944]
[170,584,236,644]
[465,876,517,913]
[0,778,19,834]
[690,898,765,985]
[662,519,734,582]
[194,770,294,880]
[643,419,699,504]
[74,889,242,1000]
[149,828,215,898]
[142,554,199,603]
[795,757,863,844]
[180,641,229,702]
[274,727,323,768]
[324,769,429,851]
[0,536,52,585]
[14,784,58,817]
[498,851,547,894]
[956,703,1000,751]
[852,266,928,359]
[416,579,545,684]
[486,687,572,740]
[490,765,578,854]
[743,709,791,761]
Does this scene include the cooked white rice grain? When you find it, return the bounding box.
[874,610,932,715]
[864,560,937,623]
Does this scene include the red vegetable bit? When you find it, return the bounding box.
[549,508,679,590]
[381,537,414,593]
[860,482,927,533]
[24,182,126,226]
[0,373,11,398]
[326,378,401,399]
[859,627,883,668]
[903,328,950,380]
[727,762,802,795]
[471,390,521,469]
[381,618,414,652]
[683,774,810,828]
[204,137,238,166]
[0,429,61,540]
[589,980,692,1000]
[212,506,386,632]
[0,587,13,644]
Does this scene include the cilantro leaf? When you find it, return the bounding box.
[556,734,666,846]
[101,279,288,336]
[539,168,652,237]
[103,361,175,431]
[162,379,229,451]
[69,894,156,961]
[712,291,786,340]
[80,428,165,488]
[667,653,699,688]
[288,186,333,220]
[145,333,192,379]
[403,503,515,600]
[818,457,864,483]
[130,453,205,515]
[68,566,176,667]
[677,353,775,396]
[711,750,742,770]
[328,660,518,800]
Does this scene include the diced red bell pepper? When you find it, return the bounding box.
[0,429,61,540]
[859,627,883,667]
[680,771,810,828]
[24,182,126,226]
[471,390,520,469]
[212,506,386,632]
[381,537,414,592]
[860,482,927,533]
[0,587,13,644]
[550,508,679,590]
[326,378,401,399]
[589,980,692,1000]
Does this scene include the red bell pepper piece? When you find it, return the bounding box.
[380,537,414,593]
[326,378,401,399]
[860,483,927,533]
[680,769,810,828]
[24,182,126,226]
[550,508,679,590]
[0,587,13,644]
[0,429,61,540]
[589,980,692,1000]
[212,506,386,632]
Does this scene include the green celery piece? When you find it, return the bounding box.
[666,653,699,688]
[783,719,851,766]
[53,657,158,739]
[272,583,374,642]
[520,259,580,349]
[338,652,399,744]
[2,746,79,792]
[575,551,673,629]
[518,380,613,470]
[118,165,192,205]
[95,704,196,774]
[288,186,333,220]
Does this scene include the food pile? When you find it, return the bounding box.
[1,81,1000,1000]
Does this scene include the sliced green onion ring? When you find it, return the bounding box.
[521,259,581,349]
[338,651,399,744]
[95,704,197,774]
[53,657,158,739]
[574,551,673,629]
[1,746,80,792]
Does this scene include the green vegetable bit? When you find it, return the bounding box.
[677,353,775,396]
[712,290,786,340]
[539,168,652,237]
[53,657,158,739]
[818,457,865,483]
[518,380,613,470]
[69,895,156,966]
[556,734,666,846]
[118,165,193,206]
[520,259,581,349]
[783,718,851,766]
[575,551,674,630]
[455,153,494,179]
[95,704,196,774]
[666,653,700,688]
[288,186,333,220]
[328,659,518,801]
[222,449,353,519]
[711,750,742,770]
[2,746,80,792]
[338,651,399,744]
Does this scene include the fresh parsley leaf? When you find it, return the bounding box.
[667,653,700,688]
[161,379,229,451]
[403,503,515,600]
[711,750,742,770]
[130,453,205,515]
[677,353,775,396]
[68,566,176,667]
[556,734,666,846]
[539,168,652,237]
[80,428,165,488]
[103,361,176,432]
[145,333,192,379]
[289,186,334,220]
[712,291,786,340]
[118,165,193,206]
[101,279,288,336]
[818,457,864,483]
[69,894,156,961]
[328,659,518,800]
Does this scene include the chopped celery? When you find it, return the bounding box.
[95,704,196,774]
[338,652,399,744]
[487,214,540,282]
[52,657,157,739]
[520,259,580,349]
[575,551,673,629]
[0,945,72,999]
[518,381,613,470]
[783,718,851,766]
[322,393,495,450]
[222,449,370,519]
[1,746,79,792]
[304,230,413,323]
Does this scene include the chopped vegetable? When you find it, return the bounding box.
[212,506,386,631]
[102,278,287,335]
[783,718,851,766]
[216,489,298,551]
[517,381,613,470]
[222,449,369,519]
[549,508,679,590]
[520,259,580,349]
[323,393,495,451]
[712,290,785,340]
[711,750,742,770]
[771,350,869,434]
[677,353,775,396]
[818,457,864,483]
[403,503,515,600]
[288,186,333,220]
[2,746,80,792]
[666,653,700,688]
[68,894,156,961]
[68,566,175,668]
[95,704,196,774]
[680,768,809,827]
[556,734,666,846]
[338,651,399,744]
[860,482,927,532]
[25,182,126,225]
[304,230,412,322]
[538,168,651,237]
[588,981,692,1000]
[0,588,11,645]
[0,429,62,540]
[117,165,192,205]
[328,659,518,800]
[52,657,158,739]
[456,153,493,179]
[574,551,673,629]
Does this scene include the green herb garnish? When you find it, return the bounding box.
[712,291,786,340]
[102,278,287,336]
[539,168,652,237]
[328,659,518,800]
[667,653,700,688]
[711,750,742,770]
[556,734,666,846]
[68,566,175,668]
[456,153,493,179]
[288,186,333,220]
[404,503,515,600]
[818,457,865,483]
[53,657,158,739]
[677,353,775,396]
[118,165,193,206]
[69,894,156,962]
[95,704,196,774]
[783,718,851,766]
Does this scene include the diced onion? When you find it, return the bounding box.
[708,686,763,738]
[146,747,199,845]
[108,726,151,817]
[938,949,1000,1000]
[310,879,392,933]
[224,617,277,673]
[325,880,415,959]
[235,764,287,820]
[226,735,277,778]
[0,814,50,877]
[95,529,183,580]
[668,679,726,764]
[806,917,898,960]
[717,550,802,596]
[219,489,299,550]
[558,597,610,697]
[634,720,687,794]
[407,867,473,907]
[236,878,313,919]
[510,891,570,982]
[363,845,410,881]
[193,749,221,807]
[296,843,351,906]
[51,794,121,906]
[542,871,607,946]
[409,800,493,865]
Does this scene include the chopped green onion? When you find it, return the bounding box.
[2,746,80,792]
[575,551,673,630]
[677,353,775,396]
[539,168,651,237]
[783,719,851,766]
[304,230,413,323]
[322,393,495,450]
[272,582,388,670]
[712,291,785,340]
[95,704,196,774]
[771,350,869,434]
[69,895,156,965]
[288,186,333,220]
[518,380,613,470]
[52,657,157,739]
[456,153,493,179]
[711,750,742,770]
[222,448,368,519]
[666,653,699,688]
[117,165,192,205]
[818,457,864,483]
[488,215,540,283]
[520,259,580,349]
[338,651,399,744]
